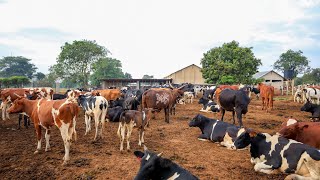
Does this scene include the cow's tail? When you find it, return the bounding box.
[117,111,126,137]
[313,88,317,95]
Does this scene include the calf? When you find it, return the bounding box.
[198,97,220,113]
[219,88,250,127]
[78,95,108,140]
[278,118,320,149]
[106,106,124,122]
[117,109,152,151]
[300,100,320,121]
[7,98,78,165]
[234,129,320,179]
[134,147,199,180]
[182,91,195,104]
[188,114,239,149]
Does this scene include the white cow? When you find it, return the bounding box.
[303,88,320,104]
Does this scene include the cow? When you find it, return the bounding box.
[178,91,194,105]
[77,95,108,140]
[109,98,125,108]
[0,88,34,120]
[294,88,303,103]
[7,97,78,165]
[142,86,184,123]
[198,97,220,113]
[202,89,216,100]
[234,129,320,179]
[91,89,122,101]
[257,83,274,112]
[117,109,152,151]
[188,114,241,149]
[249,87,260,100]
[123,97,140,110]
[218,88,250,127]
[278,118,320,149]
[214,85,239,103]
[301,100,320,121]
[106,106,124,122]
[33,87,54,99]
[303,87,320,104]
[134,147,199,180]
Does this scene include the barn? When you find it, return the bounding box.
[164,64,205,84]
[253,70,285,89]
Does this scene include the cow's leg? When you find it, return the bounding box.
[119,123,125,151]
[165,108,169,123]
[254,162,278,174]
[60,123,71,165]
[2,102,6,120]
[236,109,243,127]
[24,115,29,129]
[45,129,51,152]
[220,109,225,121]
[94,115,99,141]
[100,109,107,139]
[127,122,134,150]
[18,114,22,129]
[141,130,145,145]
[84,114,89,135]
[72,116,77,141]
[34,124,42,154]
[138,128,144,146]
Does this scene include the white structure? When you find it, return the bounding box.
[253,70,285,89]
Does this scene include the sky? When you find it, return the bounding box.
[0,0,320,79]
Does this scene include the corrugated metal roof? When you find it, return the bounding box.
[253,70,285,79]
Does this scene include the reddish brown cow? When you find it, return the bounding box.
[32,87,54,99]
[278,118,320,149]
[91,89,122,101]
[0,88,33,120]
[257,83,274,112]
[142,87,184,123]
[7,98,79,165]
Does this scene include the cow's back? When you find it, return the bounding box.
[219,89,236,110]
[142,89,171,109]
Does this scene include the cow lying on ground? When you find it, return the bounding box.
[219,88,250,127]
[7,97,78,165]
[301,100,320,121]
[278,118,320,149]
[106,106,124,122]
[134,147,199,180]
[198,97,220,113]
[77,95,108,140]
[188,114,241,149]
[117,109,152,151]
[234,129,320,179]
[178,91,194,105]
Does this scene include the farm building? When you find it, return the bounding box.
[253,70,285,89]
[100,78,172,89]
[164,64,205,84]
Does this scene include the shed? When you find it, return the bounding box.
[253,70,285,89]
[164,64,205,84]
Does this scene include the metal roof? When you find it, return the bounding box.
[252,70,284,79]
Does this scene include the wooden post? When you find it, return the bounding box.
[286,81,289,96]
[292,79,295,96]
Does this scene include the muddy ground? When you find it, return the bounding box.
[0,96,311,180]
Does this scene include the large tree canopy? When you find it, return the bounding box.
[273,49,310,78]
[52,40,109,87]
[295,68,320,85]
[0,56,37,78]
[201,41,262,84]
[90,57,131,86]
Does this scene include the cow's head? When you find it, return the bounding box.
[7,97,25,114]
[188,114,205,127]
[278,123,299,139]
[134,146,165,180]
[198,97,208,105]
[301,100,314,112]
[233,128,257,149]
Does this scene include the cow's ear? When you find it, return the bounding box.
[248,131,257,138]
[134,151,144,159]
[300,124,309,130]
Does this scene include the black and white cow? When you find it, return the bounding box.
[77,95,108,140]
[109,98,125,108]
[219,88,250,127]
[134,147,199,180]
[123,96,140,110]
[198,97,220,113]
[189,114,241,149]
[249,87,260,100]
[234,129,320,179]
[202,89,216,99]
[106,106,124,122]
[301,100,320,121]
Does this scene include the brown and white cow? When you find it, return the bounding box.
[0,88,33,120]
[117,109,152,151]
[7,97,79,165]
[32,87,54,99]
[278,118,320,149]
[142,86,184,123]
[91,89,122,101]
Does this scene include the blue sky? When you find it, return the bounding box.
[0,0,319,78]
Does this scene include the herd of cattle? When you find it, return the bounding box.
[0,83,320,179]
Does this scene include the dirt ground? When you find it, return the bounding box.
[0,96,311,180]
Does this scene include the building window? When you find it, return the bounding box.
[265,80,270,82]
[272,80,282,82]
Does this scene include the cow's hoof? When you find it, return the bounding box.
[34,150,39,154]
[45,148,51,152]
[62,160,69,166]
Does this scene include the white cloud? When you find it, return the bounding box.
[0,0,319,78]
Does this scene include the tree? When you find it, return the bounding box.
[0,76,30,88]
[273,49,310,78]
[0,56,37,78]
[90,57,128,87]
[295,68,320,85]
[35,72,45,80]
[142,75,154,79]
[201,41,262,84]
[124,72,132,79]
[52,40,109,88]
